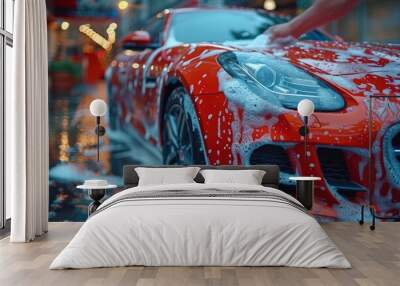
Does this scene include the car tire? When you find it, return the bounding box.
[162,87,207,165]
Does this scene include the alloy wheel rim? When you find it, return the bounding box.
[163,103,194,164]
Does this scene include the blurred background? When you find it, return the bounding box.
[46,0,400,221]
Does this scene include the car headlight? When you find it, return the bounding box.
[217,51,345,111]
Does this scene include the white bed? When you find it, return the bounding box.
[50,183,350,269]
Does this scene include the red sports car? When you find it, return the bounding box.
[106,8,400,219]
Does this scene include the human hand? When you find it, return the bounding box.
[264,22,297,42]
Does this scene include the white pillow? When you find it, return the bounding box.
[200,169,266,185]
[135,167,200,186]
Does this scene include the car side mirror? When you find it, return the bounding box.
[122,31,159,50]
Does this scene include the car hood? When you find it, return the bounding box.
[222,39,400,97]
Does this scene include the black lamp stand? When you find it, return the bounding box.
[95,116,106,162]
[299,116,309,161]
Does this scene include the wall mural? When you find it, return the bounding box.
[48,2,400,222]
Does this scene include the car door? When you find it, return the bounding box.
[112,15,164,140]
[132,15,166,145]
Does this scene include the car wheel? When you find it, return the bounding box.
[162,87,207,165]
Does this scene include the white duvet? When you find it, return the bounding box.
[50,183,351,269]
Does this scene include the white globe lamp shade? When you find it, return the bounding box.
[90,99,107,117]
[297,99,315,117]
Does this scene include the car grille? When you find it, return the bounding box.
[250,144,295,174]
[317,147,367,194]
[250,144,296,194]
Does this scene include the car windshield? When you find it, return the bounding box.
[169,10,331,44]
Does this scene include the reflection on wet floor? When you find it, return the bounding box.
[49,76,166,221]
[49,82,120,221]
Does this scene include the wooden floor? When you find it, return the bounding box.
[0,222,399,286]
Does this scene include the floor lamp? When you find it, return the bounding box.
[359,95,400,230]
[89,99,107,162]
[297,99,315,163]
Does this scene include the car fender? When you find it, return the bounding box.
[155,47,235,164]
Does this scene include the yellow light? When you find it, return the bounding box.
[79,24,88,32]
[264,0,276,11]
[118,0,129,11]
[79,24,114,51]
[124,50,134,56]
[106,23,117,44]
[61,21,70,30]
[132,63,140,69]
